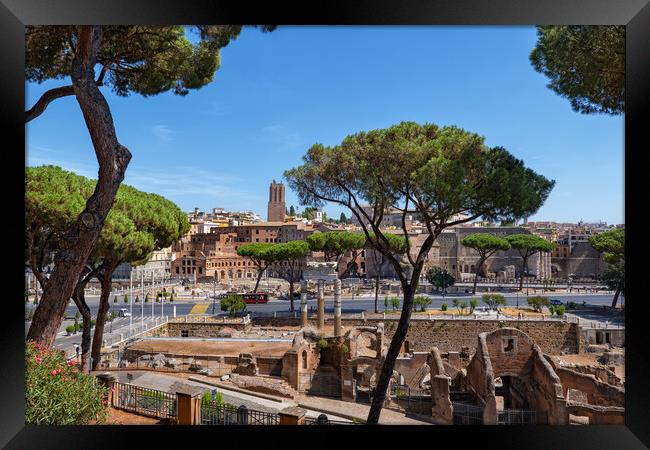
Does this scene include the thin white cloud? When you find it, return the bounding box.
[124,166,260,203]
[152,125,173,144]
[260,124,304,150]
[26,155,98,179]
[207,102,231,116]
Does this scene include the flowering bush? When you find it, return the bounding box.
[26,341,108,424]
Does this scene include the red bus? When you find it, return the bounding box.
[242,293,269,304]
[221,292,269,304]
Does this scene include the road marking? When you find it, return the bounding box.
[189,303,210,315]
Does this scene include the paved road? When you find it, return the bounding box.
[27,291,622,322]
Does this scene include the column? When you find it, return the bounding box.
[317,280,325,331]
[300,280,308,327]
[334,278,342,336]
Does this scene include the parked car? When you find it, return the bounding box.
[118,308,132,317]
[549,299,564,306]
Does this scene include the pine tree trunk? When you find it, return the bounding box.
[72,283,93,373]
[366,282,416,424]
[374,274,380,314]
[289,279,295,312]
[611,287,621,308]
[473,257,484,295]
[520,256,528,291]
[254,267,264,293]
[91,264,117,370]
[26,26,131,348]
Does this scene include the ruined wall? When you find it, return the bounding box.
[166,321,249,337]
[530,347,567,425]
[555,366,625,407]
[394,352,428,387]
[384,320,580,355]
[464,336,497,424]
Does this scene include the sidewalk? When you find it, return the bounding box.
[294,394,432,425]
[189,374,430,424]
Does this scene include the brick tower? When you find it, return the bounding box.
[267,180,286,222]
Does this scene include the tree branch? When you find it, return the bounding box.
[25,85,75,123]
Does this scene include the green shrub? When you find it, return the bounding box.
[65,325,75,334]
[390,297,400,311]
[123,294,128,304]
[527,296,550,312]
[414,296,431,312]
[169,293,174,302]
[482,294,506,310]
[75,312,81,320]
[441,302,448,311]
[135,295,140,303]
[469,298,478,313]
[220,294,246,316]
[145,294,150,303]
[555,305,565,316]
[548,305,556,316]
[383,297,389,311]
[25,341,107,424]
[317,337,328,349]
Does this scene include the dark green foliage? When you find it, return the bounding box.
[220,294,246,316]
[306,231,366,261]
[414,295,432,312]
[452,298,468,314]
[26,342,107,424]
[482,293,506,310]
[530,26,624,115]
[289,205,296,216]
[123,294,128,304]
[26,26,274,98]
[589,228,624,265]
[441,302,448,311]
[426,267,455,291]
[390,297,401,311]
[469,298,478,313]
[555,305,565,316]
[527,296,550,312]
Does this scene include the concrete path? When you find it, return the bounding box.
[294,394,432,425]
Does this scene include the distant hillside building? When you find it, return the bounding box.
[267,180,286,222]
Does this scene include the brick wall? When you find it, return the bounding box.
[248,317,580,355]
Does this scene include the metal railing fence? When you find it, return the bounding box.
[113,382,177,419]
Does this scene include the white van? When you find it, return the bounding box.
[118,308,132,318]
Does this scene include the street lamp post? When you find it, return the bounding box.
[141,270,144,328]
[212,277,216,315]
[129,270,133,333]
[151,271,155,318]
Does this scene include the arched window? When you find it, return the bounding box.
[302,350,308,370]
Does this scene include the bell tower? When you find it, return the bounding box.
[267,180,286,222]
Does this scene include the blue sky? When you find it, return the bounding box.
[26,26,624,225]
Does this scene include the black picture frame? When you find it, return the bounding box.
[2,0,648,448]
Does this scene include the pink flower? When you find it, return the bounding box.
[67,359,76,366]
[36,356,42,365]
[50,370,58,376]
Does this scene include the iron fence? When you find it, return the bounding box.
[497,409,537,425]
[390,385,432,415]
[113,382,177,419]
[452,401,484,425]
[200,400,279,425]
[304,415,358,425]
